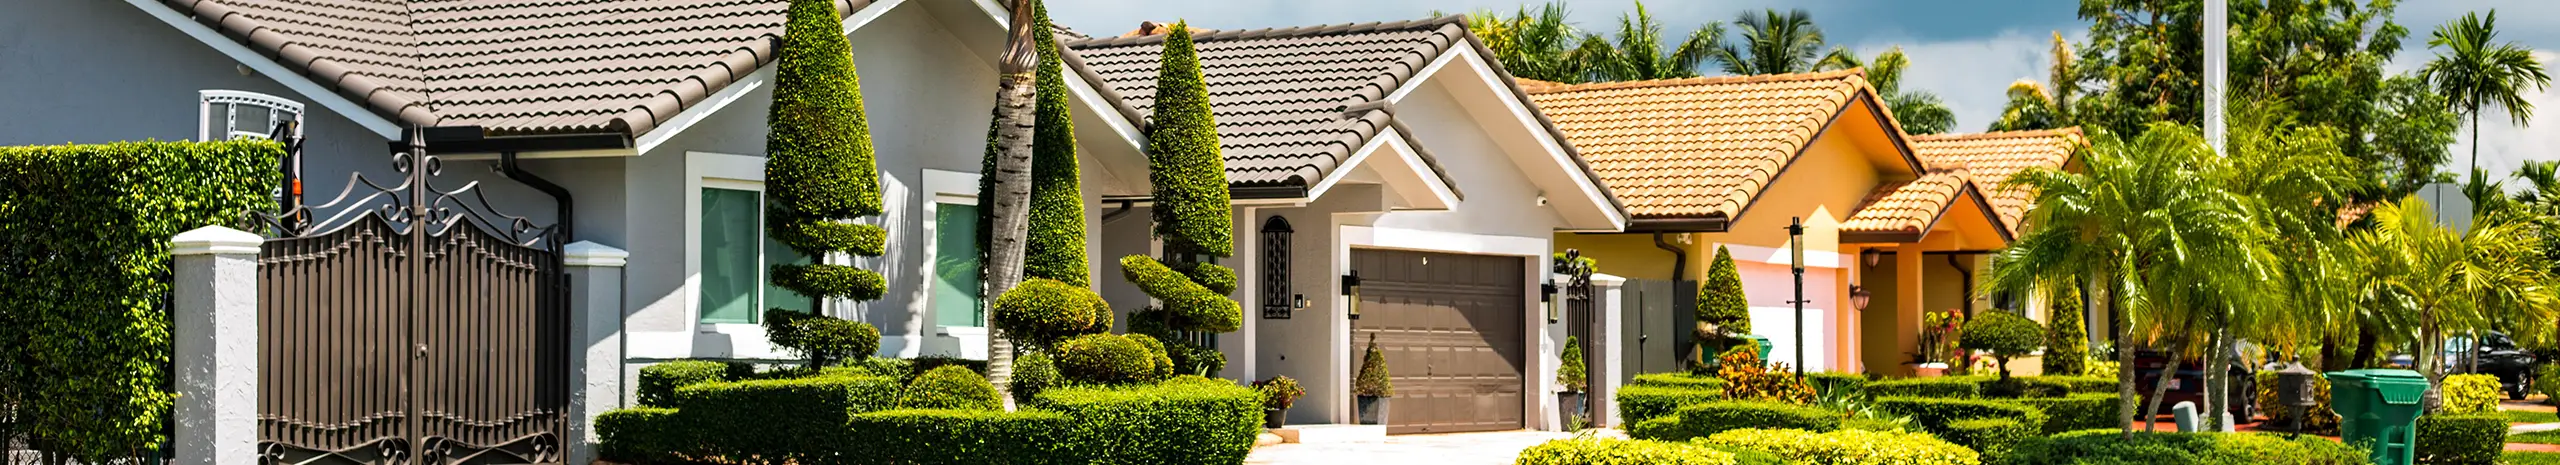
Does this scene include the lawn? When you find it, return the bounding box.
[2514,430,2560,445]
[2509,452,2560,465]
[2512,409,2560,424]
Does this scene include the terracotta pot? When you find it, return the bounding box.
[1264,407,1287,428]
[1913,362,1949,378]
[1357,396,1391,425]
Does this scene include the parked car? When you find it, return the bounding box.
[2457,331,2539,400]
[2134,348,2257,421]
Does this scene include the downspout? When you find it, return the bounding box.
[1945,254,1972,318]
[1102,199,1137,223]
[1653,233,1688,281]
[498,151,575,243]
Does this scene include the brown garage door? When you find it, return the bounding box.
[1352,248,1528,434]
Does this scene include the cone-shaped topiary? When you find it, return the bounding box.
[1960,311,2044,379]
[1144,22,1233,257]
[1696,246,1750,369]
[2043,286,2088,376]
[762,0,882,367]
[981,2,1092,288]
[897,365,1002,411]
[1355,335,1393,397]
[1559,336,1588,393]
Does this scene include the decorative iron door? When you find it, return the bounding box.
[256,130,568,465]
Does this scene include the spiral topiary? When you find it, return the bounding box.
[761,0,882,367]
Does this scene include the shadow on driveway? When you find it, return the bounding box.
[1245,430,1586,464]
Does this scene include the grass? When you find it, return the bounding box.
[2513,430,2560,445]
[2512,409,2560,424]
[2508,452,2560,465]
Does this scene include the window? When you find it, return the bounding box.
[1259,216,1293,319]
[931,198,985,327]
[199,90,302,141]
[698,184,814,324]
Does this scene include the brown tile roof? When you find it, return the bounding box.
[1909,128,2084,235]
[1841,170,1970,240]
[1523,69,1910,221]
[156,0,870,137]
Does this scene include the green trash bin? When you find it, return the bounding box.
[2330,369,2429,465]
[1743,335,1773,361]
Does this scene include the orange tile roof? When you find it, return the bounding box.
[1523,69,1905,221]
[1908,128,2085,235]
[1842,170,1971,239]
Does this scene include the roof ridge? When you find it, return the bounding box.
[1520,68,1869,94]
[1063,14,1468,49]
[1908,127,2087,142]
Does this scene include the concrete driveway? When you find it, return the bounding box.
[1244,430,1584,464]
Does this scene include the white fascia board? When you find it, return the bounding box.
[128,0,402,139]
[1065,70,1148,154]
[1302,126,1457,210]
[633,66,770,156]
[1388,45,1628,231]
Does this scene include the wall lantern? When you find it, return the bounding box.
[1861,249,1883,267]
[1849,285,1872,311]
[1341,270,1363,320]
[1541,282,1558,323]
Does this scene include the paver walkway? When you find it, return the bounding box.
[1244,430,1585,464]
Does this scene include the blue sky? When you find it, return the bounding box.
[1049,0,2560,180]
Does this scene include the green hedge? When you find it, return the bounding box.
[0,139,281,461]
[1876,397,2047,436]
[1808,372,1869,395]
[2017,375,2117,395]
[637,360,733,407]
[1515,436,1739,465]
[1868,377,1984,399]
[1031,375,1260,464]
[1056,333,1160,384]
[845,409,1075,465]
[2015,394,2118,434]
[1677,401,1841,437]
[1945,417,2034,457]
[1618,384,1724,423]
[595,407,685,463]
[2417,414,2506,465]
[1629,416,1690,441]
[1994,429,2371,465]
[671,374,900,463]
[1634,373,1726,389]
[1704,428,1982,465]
[898,365,1001,410]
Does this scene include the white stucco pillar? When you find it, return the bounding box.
[564,241,629,465]
[172,226,261,465]
[1589,272,1627,427]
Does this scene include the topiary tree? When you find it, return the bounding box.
[1120,22,1243,377]
[992,278,1108,350]
[897,365,1002,411]
[2043,286,2089,376]
[762,0,884,369]
[1559,336,1588,393]
[1011,351,1058,405]
[1354,335,1393,397]
[1696,246,1751,370]
[1960,311,2044,379]
[1053,333,1161,385]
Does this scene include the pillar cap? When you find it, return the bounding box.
[172,225,262,256]
[1587,272,1626,285]
[564,241,629,267]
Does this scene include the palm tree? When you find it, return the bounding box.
[1711,9,1849,75]
[2420,11,2551,189]
[2195,109,2360,428]
[1816,47,1955,134]
[1991,33,2081,131]
[1574,1,1719,81]
[1461,2,1592,83]
[2356,196,2557,390]
[978,0,1041,407]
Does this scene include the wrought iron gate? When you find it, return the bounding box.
[255,130,568,465]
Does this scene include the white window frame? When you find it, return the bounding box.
[685,152,813,348]
[198,90,303,141]
[922,169,987,339]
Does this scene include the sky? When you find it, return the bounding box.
[1049,0,2560,184]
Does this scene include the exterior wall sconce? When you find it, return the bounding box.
[1861,249,1883,267]
[1541,282,1558,323]
[1342,270,1363,320]
[1849,285,1873,311]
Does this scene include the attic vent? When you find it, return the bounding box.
[199,90,304,141]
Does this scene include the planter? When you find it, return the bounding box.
[1357,395,1391,425]
[1912,362,1949,378]
[1264,407,1288,428]
[1556,391,1588,430]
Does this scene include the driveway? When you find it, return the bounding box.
[1245,430,1588,464]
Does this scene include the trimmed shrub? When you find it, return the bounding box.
[845,409,1075,465]
[2416,413,2506,465]
[1630,415,1692,441]
[1704,428,1982,465]
[1356,335,1393,396]
[1021,0,1089,288]
[0,139,282,460]
[1944,418,2034,457]
[1514,436,1739,465]
[595,408,685,463]
[2441,374,2501,415]
[911,356,988,379]
[1032,375,1261,464]
[1960,311,2043,378]
[1164,338,1225,377]
[1995,429,2372,465]
[1561,336,1590,392]
[1697,246,1751,368]
[763,308,881,368]
[2017,375,2116,395]
[1718,349,1814,403]
[849,357,915,379]
[1142,22,1234,257]
[1618,384,1725,423]
[1808,372,1870,396]
[2044,286,2089,376]
[1124,333,1176,382]
[2254,370,2339,435]
[993,278,1105,347]
[1868,377,1983,399]
[1120,257,1244,332]
[898,365,1002,411]
[1678,401,1841,437]
[637,360,732,407]
[1875,397,2047,436]
[763,0,888,368]
[1013,351,1060,404]
[671,374,901,463]
[1054,333,1159,385]
[1842,417,1909,432]
[2015,393,2118,434]
[1636,373,1727,389]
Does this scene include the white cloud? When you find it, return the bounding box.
[1845,29,2083,134]
[2386,50,2560,187]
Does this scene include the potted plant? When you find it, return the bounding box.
[1253,375,1303,428]
[1557,336,1589,429]
[1355,335,1393,425]
[1908,310,1964,377]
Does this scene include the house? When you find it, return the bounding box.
[1524,71,2081,376]
[1063,16,1629,432]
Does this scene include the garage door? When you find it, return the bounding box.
[1351,248,1528,434]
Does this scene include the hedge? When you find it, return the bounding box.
[1031,375,1261,464]
[2441,374,2501,415]
[1704,428,1981,465]
[1945,418,2034,457]
[595,408,685,463]
[1867,377,1983,399]
[2017,375,2117,395]
[2043,286,2089,376]
[1141,22,1234,257]
[764,0,884,366]
[2014,393,2117,434]
[1635,373,1727,389]
[1618,384,1725,423]
[2416,414,2506,465]
[898,365,1002,411]
[1677,401,1841,438]
[670,374,901,463]
[1514,436,1739,465]
[1875,397,2047,437]
[845,409,1076,465]
[1629,416,1690,441]
[637,360,732,407]
[1994,429,2371,465]
[0,139,281,461]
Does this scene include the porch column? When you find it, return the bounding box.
[1835,248,1860,373]
[1895,244,1927,377]
[172,226,261,465]
[564,241,630,465]
[1590,273,1627,427]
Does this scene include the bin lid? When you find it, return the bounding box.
[2338,369,2429,405]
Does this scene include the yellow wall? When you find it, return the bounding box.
[1703,129,1885,257]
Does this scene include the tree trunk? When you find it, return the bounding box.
[981,0,1041,410]
[2352,323,2380,369]
[2320,332,2342,372]
[2202,326,2228,431]
[2109,277,2139,440]
[2144,339,2183,432]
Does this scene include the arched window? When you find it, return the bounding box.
[1259,216,1293,319]
[199,90,303,141]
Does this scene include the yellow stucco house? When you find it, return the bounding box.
[1522,70,2083,376]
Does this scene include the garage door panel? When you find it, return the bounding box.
[1352,248,1526,435]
